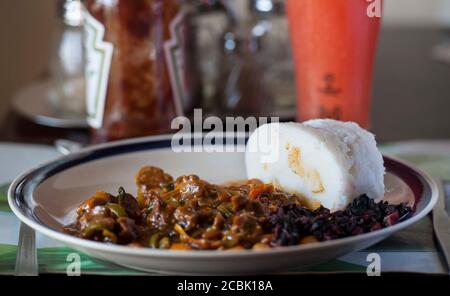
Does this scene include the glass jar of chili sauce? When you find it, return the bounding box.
[83,0,200,142]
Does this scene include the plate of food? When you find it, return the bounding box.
[8,120,438,274]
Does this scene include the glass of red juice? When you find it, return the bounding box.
[286,0,382,128]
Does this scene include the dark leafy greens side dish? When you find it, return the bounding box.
[64,166,413,250]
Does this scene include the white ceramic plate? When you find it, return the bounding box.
[8,135,438,275]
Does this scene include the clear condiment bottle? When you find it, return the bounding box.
[49,0,86,117]
[215,0,295,118]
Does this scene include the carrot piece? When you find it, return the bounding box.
[170,243,192,250]
[248,187,265,199]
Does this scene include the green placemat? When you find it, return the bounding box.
[0,184,10,212]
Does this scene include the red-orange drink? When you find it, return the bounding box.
[286,0,382,128]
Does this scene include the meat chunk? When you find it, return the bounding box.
[231,212,263,247]
[175,175,206,200]
[135,166,174,207]
[135,166,173,190]
[76,191,114,216]
[117,217,140,243]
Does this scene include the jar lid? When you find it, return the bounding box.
[249,0,285,15]
[57,0,83,27]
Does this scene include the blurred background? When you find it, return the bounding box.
[0,0,449,143]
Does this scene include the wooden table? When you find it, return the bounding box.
[0,112,90,145]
